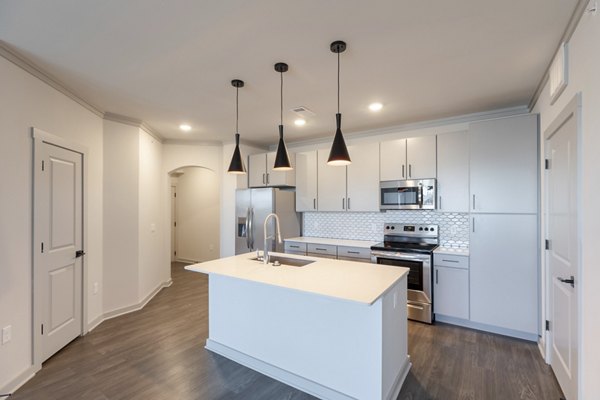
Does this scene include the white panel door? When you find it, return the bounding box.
[171,186,177,261]
[437,131,469,212]
[38,142,83,362]
[317,148,346,211]
[295,151,318,211]
[433,266,469,320]
[406,135,437,179]
[248,153,266,187]
[380,139,406,181]
[469,213,538,334]
[546,105,578,400]
[346,142,379,212]
[469,114,538,214]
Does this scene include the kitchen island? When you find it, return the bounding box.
[185,252,410,400]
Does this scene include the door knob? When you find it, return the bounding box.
[558,275,575,288]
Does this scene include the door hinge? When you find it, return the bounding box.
[174,192,176,198]
[174,221,177,227]
[545,239,550,250]
[42,160,45,171]
[41,324,44,335]
[545,320,550,331]
[174,251,177,256]
[41,242,44,253]
[545,159,550,170]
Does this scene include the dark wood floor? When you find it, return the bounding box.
[12,262,563,400]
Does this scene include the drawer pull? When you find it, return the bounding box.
[347,251,360,254]
[442,259,459,263]
[315,247,328,251]
[290,245,300,248]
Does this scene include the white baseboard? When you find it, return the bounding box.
[103,279,172,321]
[435,315,539,342]
[87,314,104,332]
[206,339,410,400]
[0,365,37,397]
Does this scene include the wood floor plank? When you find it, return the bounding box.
[12,262,563,400]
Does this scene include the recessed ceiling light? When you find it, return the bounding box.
[368,102,383,112]
[179,124,192,132]
[294,119,306,126]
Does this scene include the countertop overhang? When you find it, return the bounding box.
[185,252,408,305]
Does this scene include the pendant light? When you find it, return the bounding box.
[227,79,246,174]
[273,62,292,170]
[327,40,351,166]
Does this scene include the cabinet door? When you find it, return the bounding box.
[295,151,318,211]
[346,142,380,211]
[406,135,437,179]
[317,148,346,211]
[469,114,538,213]
[437,131,469,212]
[380,139,406,181]
[248,153,266,187]
[469,213,538,334]
[266,151,296,187]
[434,266,469,320]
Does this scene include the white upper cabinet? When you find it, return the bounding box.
[437,131,469,212]
[317,148,347,211]
[248,152,295,188]
[406,136,437,179]
[346,142,380,212]
[380,136,436,181]
[380,139,407,181]
[295,151,318,212]
[469,114,538,214]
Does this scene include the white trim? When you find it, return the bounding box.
[103,112,164,143]
[206,339,411,400]
[0,366,37,397]
[435,315,539,342]
[87,314,105,333]
[102,279,173,321]
[0,40,103,117]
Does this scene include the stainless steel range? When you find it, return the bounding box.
[370,223,439,324]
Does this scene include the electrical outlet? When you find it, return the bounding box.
[93,282,99,295]
[2,325,12,345]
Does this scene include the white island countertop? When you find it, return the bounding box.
[186,252,408,305]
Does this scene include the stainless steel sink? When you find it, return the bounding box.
[250,255,315,267]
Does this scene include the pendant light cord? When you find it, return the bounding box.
[280,71,283,125]
[337,52,340,113]
[235,86,239,134]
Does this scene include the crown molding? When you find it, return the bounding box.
[163,139,223,146]
[282,105,529,150]
[528,0,589,110]
[103,112,163,143]
[0,40,104,118]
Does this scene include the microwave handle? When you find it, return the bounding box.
[418,185,424,208]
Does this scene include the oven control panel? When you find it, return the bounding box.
[384,223,438,237]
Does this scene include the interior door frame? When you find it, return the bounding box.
[542,93,582,391]
[32,127,88,369]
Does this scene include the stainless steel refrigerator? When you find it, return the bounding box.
[235,188,302,255]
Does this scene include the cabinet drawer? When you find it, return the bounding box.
[434,254,469,269]
[337,246,370,260]
[284,242,307,253]
[307,252,337,260]
[307,243,337,257]
[338,256,370,263]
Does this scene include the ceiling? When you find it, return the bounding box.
[0,0,578,146]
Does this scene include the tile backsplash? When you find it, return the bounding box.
[303,211,470,248]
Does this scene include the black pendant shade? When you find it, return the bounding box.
[327,40,351,166]
[327,113,351,166]
[227,133,246,174]
[227,79,246,174]
[273,62,292,170]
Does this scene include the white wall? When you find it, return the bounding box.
[532,9,600,399]
[138,129,168,300]
[102,120,140,312]
[0,56,104,391]
[174,167,220,262]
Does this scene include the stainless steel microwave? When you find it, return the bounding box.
[379,179,436,210]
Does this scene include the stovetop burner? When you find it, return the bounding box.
[370,223,439,254]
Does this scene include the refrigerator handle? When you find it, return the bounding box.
[249,208,255,249]
[245,208,251,249]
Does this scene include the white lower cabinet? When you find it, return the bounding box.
[469,213,538,335]
[433,265,469,320]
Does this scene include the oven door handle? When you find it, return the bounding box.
[371,251,430,261]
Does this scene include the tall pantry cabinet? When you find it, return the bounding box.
[468,114,539,337]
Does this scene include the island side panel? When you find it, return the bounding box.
[207,274,383,400]
[381,275,410,399]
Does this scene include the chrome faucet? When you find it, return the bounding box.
[263,213,282,264]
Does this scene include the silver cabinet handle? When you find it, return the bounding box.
[342,198,345,210]
[472,217,475,233]
[347,197,351,210]
[472,194,476,210]
[436,269,439,284]
[402,164,405,178]
[262,173,266,184]
[442,259,459,263]
[439,196,442,210]
[313,198,316,209]
[409,164,412,178]
[347,251,360,254]
[315,247,328,251]
[266,173,269,185]
[290,245,300,248]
